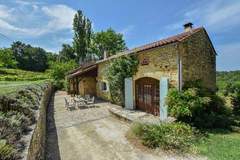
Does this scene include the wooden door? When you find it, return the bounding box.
[135,77,159,116]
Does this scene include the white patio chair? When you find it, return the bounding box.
[87,96,95,105]
[85,94,90,101]
[64,97,75,110]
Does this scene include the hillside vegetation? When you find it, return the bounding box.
[217,70,240,90]
[0,68,50,81]
[0,68,51,96]
[0,82,50,159]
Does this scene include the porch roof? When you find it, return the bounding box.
[67,64,97,79]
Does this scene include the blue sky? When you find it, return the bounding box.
[0,0,239,71]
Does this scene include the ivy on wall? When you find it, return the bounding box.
[106,55,139,105]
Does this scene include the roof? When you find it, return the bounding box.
[96,27,204,63]
[67,64,97,78]
[68,27,214,78]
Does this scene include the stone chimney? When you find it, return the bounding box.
[183,22,193,32]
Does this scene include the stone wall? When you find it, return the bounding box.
[26,84,53,160]
[133,43,179,86]
[79,77,96,96]
[96,43,179,102]
[87,28,216,102]
[96,61,111,101]
[180,29,216,91]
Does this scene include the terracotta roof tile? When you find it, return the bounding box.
[97,27,203,63]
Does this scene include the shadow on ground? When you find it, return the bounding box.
[46,92,61,160]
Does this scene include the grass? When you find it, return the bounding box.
[196,130,240,160]
[0,81,47,95]
[0,68,51,95]
[0,68,50,81]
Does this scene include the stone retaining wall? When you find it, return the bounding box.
[26,84,53,160]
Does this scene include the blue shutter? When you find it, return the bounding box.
[160,77,168,120]
[124,77,134,109]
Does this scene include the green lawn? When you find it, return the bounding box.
[0,81,46,95]
[0,68,51,95]
[0,68,50,81]
[196,131,240,160]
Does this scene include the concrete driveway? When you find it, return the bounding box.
[46,91,204,160]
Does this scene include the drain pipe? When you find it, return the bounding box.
[177,44,182,91]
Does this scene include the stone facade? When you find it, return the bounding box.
[96,43,179,102]
[179,29,216,91]
[96,62,111,101]
[133,43,179,86]
[95,29,216,102]
[68,27,216,108]
[79,77,96,96]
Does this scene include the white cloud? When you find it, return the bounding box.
[42,4,75,31]
[0,5,12,19]
[0,19,21,31]
[167,1,240,33]
[15,0,43,6]
[0,2,76,37]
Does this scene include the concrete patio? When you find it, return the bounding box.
[45,91,204,160]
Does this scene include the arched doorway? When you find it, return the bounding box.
[135,77,160,116]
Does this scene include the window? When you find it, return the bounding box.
[100,81,108,91]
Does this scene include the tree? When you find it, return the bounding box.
[73,10,92,62]
[0,48,17,68]
[59,44,76,62]
[46,51,58,65]
[49,60,78,89]
[91,28,127,58]
[11,41,48,71]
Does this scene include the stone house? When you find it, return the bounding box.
[67,23,216,119]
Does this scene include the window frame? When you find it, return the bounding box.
[100,81,108,92]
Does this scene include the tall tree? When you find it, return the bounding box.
[59,44,76,62]
[0,48,17,68]
[73,10,92,62]
[91,28,127,58]
[11,41,48,71]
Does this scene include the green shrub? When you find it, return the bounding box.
[221,83,240,115]
[52,79,65,90]
[50,60,77,90]
[0,140,17,160]
[131,122,198,151]
[106,55,138,105]
[167,87,231,129]
[167,88,211,119]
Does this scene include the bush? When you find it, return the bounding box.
[106,55,138,105]
[0,82,50,158]
[0,48,17,69]
[52,79,65,90]
[50,60,77,90]
[167,87,231,129]
[0,140,17,160]
[131,122,198,151]
[167,88,211,119]
[221,83,240,115]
